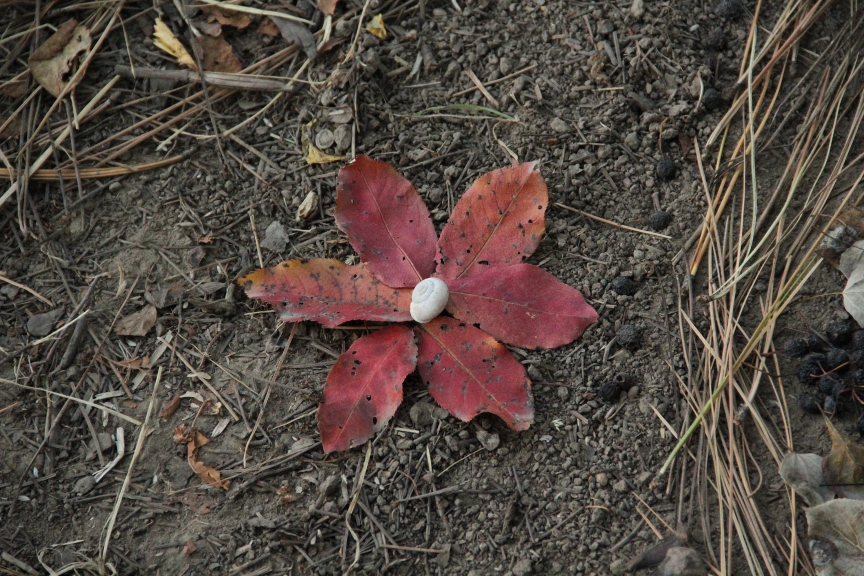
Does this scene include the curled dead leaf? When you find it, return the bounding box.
[173,425,229,490]
[28,19,91,97]
[200,5,250,28]
[296,191,318,221]
[317,0,338,16]
[366,14,387,40]
[159,391,182,419]
[153,18,197,71]
[114,305,157,337]
[270,16,317,60]
[193,34,242,73]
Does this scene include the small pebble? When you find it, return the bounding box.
[824,394,838,417]
[655,157,676,181]
[705,29,728,52]
[476,429,500,451]
[715,0,742,19]
[852,330,864,350]
[610,276,637,296]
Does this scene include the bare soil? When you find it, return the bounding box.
[1,0,843,574]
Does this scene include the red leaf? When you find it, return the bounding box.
[318,325,417,452]
[447,264,598,349]
[415,317,533,430]
[239,259,412,327]
[435,162,548,281]
[335,155,438,287]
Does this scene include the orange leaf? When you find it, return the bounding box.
[188,455,230,490]
[194,34,242,73]
[200,5,251,28]
[159,391,182,419]
[239,259,413,327]
[317,0,338,16]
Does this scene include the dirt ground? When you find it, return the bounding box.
[1,0,849,574]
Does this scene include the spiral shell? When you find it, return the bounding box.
[410,278,449,323]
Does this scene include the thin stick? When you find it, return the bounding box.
[452,64,537,97]
[100,366,161,565]
[554,203,671,239]
[0,272,52,305]
[464,69,499,108]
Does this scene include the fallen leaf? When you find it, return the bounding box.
[780,452,834,506]
[270,16,317,60]
[839,240,864,278]
[806,498,864,575]
[200,5,251,28]
[159,391,182,419]
[317,0,338,16]
[296,191,318,221]
[415,317,534,430]
[318,325,417,452]
[194,19,222,37]
[258,18,280,37]
[173,425,230,490]
[26,308,63,337]
[436,162,549,281]
[28,19,91,97]
[446,264,597,349]
[239,259,413,327]
[261,220,288,252]
[305,143,343,165]
[182,540,197,556]
[365,14,387,40]
[187,456,230,489]
[114,305,157,337]
[336,155,438,287]
[823,419,864,499]
[845,265,864,335]
[194,34,242,73]
[153,18,197,71]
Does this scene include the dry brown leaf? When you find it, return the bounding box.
[823,419,864,499]
[28,19,91,97]
[153,18,197,71]
[182,540,197,556]
[317,0,338,16]
[159,391,182,419]
[194,35,242,73]
[365,14,387,40]
[114,305,157,337]
[2,79,28,98]
[296,191,318,221]
[188,456,230,490]
[258,17,280,37]
[270,16,317,60]
[277,485,299,504]
[195,19,222,37]
[201,5,251,29]
[174,425,229,489]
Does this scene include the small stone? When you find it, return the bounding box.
[550,117,569,133]
[512,558,532,576]
[410,402,437,427]
[655,157,676,181]
[333,125,351,152]
[261,220,289,252]
[783,338,809,358]
[476,429,500,451]
[649,210,674,231]
[702,88,722,111]
[499,57,513,75]
[629,0,645,19]
[596,472,609,486]
[616,324,640,349]
[610,276,637,296]
[73,475,96,495]
[824,394,839,417]
[318,474,340,497]
[658,547,707,576]
[636,471,653,486]
[26,308,63,337]
[705,29,728,52]
[624,132,639,148]
[612,479,628,493]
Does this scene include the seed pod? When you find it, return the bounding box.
[826,320,856,346]
[826,348,850,371]
[597,382,621,403]
[783,338,809,358]
[655,157,676,181]
[610,276,637,296]
[616,324,640,349]
[702,88,722,112]
[649,210,673,231]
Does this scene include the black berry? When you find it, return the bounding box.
[783,338,809,358]
[832,380,850,398]
[655,157,676,181]
[649,210,673,231]
[807,334,824,352]
[819,374,842,395]
[826,348,850,371]
[796,363,820,386]
[706,29,728,52]
[852,330,864,350]
[611,276,637,296]
[850,369,864,388]
[850,350,864,369]
[597,383,621,403]
[715,0,741,19]
[702,88,722,112]
[616,324,640,349]
[799,393,823,414]
[826,320,856,346]
[802,353,828,369]
[824,394,839,417]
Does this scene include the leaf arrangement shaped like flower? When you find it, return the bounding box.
[240,156,598,453]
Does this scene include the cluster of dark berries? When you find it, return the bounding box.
[597,373,631,403]
[786,320,864,423]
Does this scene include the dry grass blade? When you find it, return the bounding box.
[665,1,864,573]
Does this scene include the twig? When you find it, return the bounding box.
[554,203,672,239]
[0,272,52,305]
[464,69,499,108]
[114,65,306,92]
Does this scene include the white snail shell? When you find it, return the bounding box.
[410,278,449,323]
